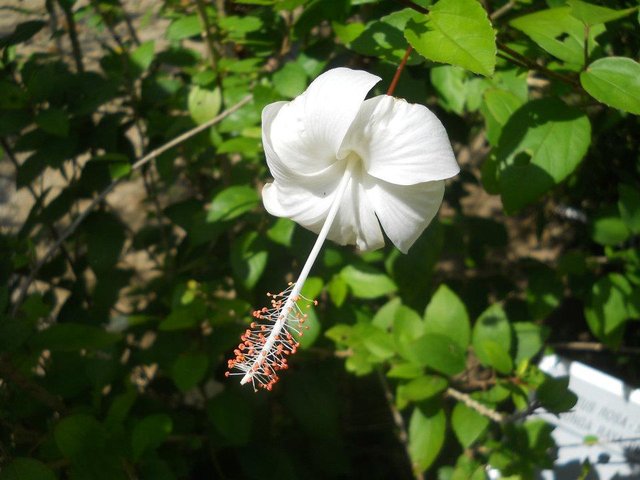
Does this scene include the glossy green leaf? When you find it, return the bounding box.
[273,62,307,98]
[387,362,424,379]
[35,108,69,137]
[424,285,470,350]
[451,403,489,448]
[430,66,467,115]
[166,15,201,41]
[131,414,173,460]
[130,40,155,74]
[0,458,56,480]
[405,0,496,76]
[513,322,545,365]
[618,183,640,234]
[537,376,578,414]
[327,274,348,307]
[568,0,637,26]
[397,375,448,409]
[407,333,466,376]
[580,57,640,115]
[171,352,209,392]
[207,185,259,222]
[394,305,425,358]
[495,98,591,212]
[472,304,513,374]
[30,324,121,352]
[510,7,605,68]
[590,214,630,246]
[585,273,640,348]
[188,85,222,125]
[340,264,397,299]
[372,297,402,330]
[230,231,268,290]
[408,406,446,473]
[0,21,45,48]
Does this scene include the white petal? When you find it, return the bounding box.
[261,101,289,182]
[364,176,445,253]
[262,162,384,251]
[268,68,381,175]
[340,96,459,185]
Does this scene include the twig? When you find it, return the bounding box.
[0,357,66,413]
[378,370,425,480]
[496,41,580,87]
[116,0,140,46]
[446,387,505,423]
[387,46,413,96]
[552,341,640,355]
[195,0,219,72]
[11,95,253,316]
[490,1,516,21]
[394,0,428,14]
[57,0,84,73]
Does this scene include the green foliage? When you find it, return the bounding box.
[1,0,638,478]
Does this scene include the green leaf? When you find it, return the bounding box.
[188,85,222,125]
[130,40,155,74]
[131,414,173,460]
[481,88,524,145]
[387,362,424,379]
[568,0,637,26]
[585,273,639,348]
[267,217,295,247]
[84,211,126,272]
[207,390,252,446]
[327,275,348,307]
[472,304,513,374]
[407,333,466,376]
[372,297,402,330]
[35,108,69,137]
[513,322,545,365]
[207,185,259,222]
[495,98,591,213]
[510,7,605,68]
[55,414,103,458]
[580,57,640,115]
[537,376,578,414]
[590,214,630,246]
[408,406,446,473]
[0,20,45,48]
[0,458,56,480]
[171,352,209,392]
[430,66,467,115]
[424,285,470,350]
[273,62,307,98]
[451,403,489,448]
[397,375,448,409]
[405,0,496,76]
[159,300,206,331]
[619,183,640,234]
[340,264,397,299]
[30,324,121,352]
[394,305,425,358]
[231,231,268,290]
[166,15,201,41]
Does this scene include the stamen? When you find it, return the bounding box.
[226,157,356,391]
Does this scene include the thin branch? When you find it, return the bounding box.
[490,1,516,21]
[195,0,219,72]
[11,95,253,316]
[57,0,84,73]
[496,41,580,87]
[446,387,505,423]
[116,0,140,46]
[552,341,640,355]
[378,370,425,480]
[394,0,428,14]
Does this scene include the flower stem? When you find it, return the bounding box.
[387,46,413,96]
[240,158,355,386]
